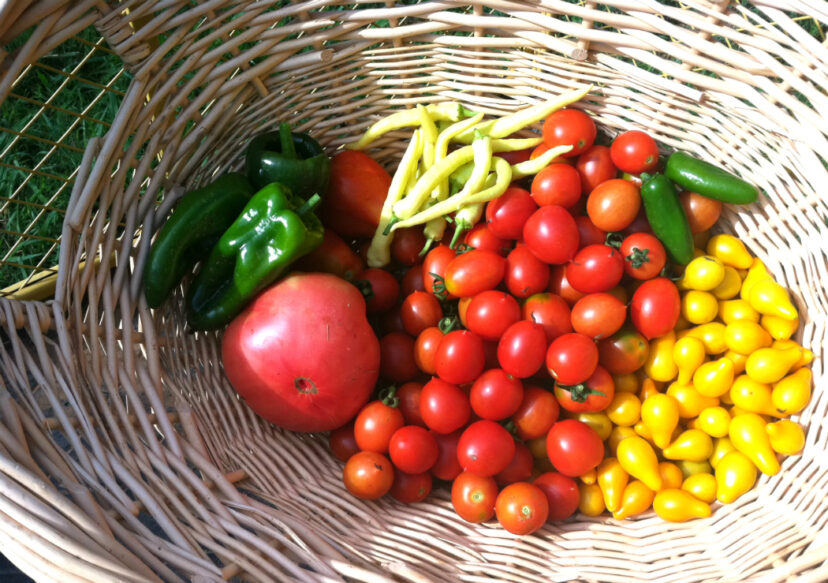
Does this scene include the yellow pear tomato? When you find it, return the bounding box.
[765,420,805,455]
[673,336,706,385]
[653,489,711,522]
[606,392,642,427]
[578,483,605,517]
[709,437,737,469]
[571,412,613,441]
[730,375,779,418]
[608,426,637,456]
[723,350,748,375]
[663,429,714,462]
[724,320,772,355]
[617,436,663,491]
[740,257,773,301]
[679,255,726,291]
[772,340,815,370]
[641,393,680,449]
[678,322,727,354]
[613,373,639,393]
[597,458,629,514]
[645,332,678,382]
[761,314,799,340]
[682,472,717,504]
[693,357,735,398]
[666,382,720,418]
[771,368,812,416]
[745,346,802,384]
[729,413,780,476]
[579,468,598,485]
[677,459,713,479]
[681,290,719,324]
[613,480,655,520]
[706,234,753,269]
[693,406,731,438]
[711,266,742,300]
[659,462,685,490]
[718,299,760,324]
[715,451,757,504]
[748,279,798,321]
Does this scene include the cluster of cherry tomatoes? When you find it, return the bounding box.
[328,111,696,535]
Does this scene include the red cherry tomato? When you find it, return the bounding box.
[495,482,549,535]
[463,223,510,255]
[401,263,426,296]
[431,429,464,480]
[497,320,548,379]
[610,130,660,174]
[435,330,486,385]
[679,190,722,234]
[570,292,627,339]
[396,381,426,427]
[511,385,560,440]
[391,227,428,266]
[354,398,405,453]
[495,442,534,486]
[444,249,506,298]
[414,327,443,375]
[390,469,432,503]
[574,215,607,249]
[380,306,406,335]
[621,206,654,236]
[465,290,521,341]
[357,268,399,313]
[597,328,650,374]
[379,332,419,383]
[422,245,457,299]
[565,244,625,294]
[542,109,597,158]
[548,265,586,306]
[400,290,443,336]
[389,425,439,474]
[553,365,615,413]
[486,186,538,240]
[576,145,617,194]
[522,205,580,265]
[505,245,551,299]
[533,472,580,521]
[497,147,533,166]
[343,451,395,500]
[451,471,499,523]
[470,368,524,421]
[546,419,604,477]
[630,277,681,340]
[419,378,471,435]
[457,420,516,477]
[546,332,599,386]
[531,163,582,208]
[586,178,642,233]
[620,232,667,280]
[329,423,359,462]
[522,292,572,343]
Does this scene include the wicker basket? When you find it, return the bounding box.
[1,1,827,581]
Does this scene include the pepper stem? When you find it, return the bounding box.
[419,237,435,257]
[383,215,400,236]
[450,220,470,249]
[279,122,297,159]
[296,193,321,216]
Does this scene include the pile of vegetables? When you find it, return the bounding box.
[143,88,813,535]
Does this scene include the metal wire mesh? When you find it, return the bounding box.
[0,25,130,299]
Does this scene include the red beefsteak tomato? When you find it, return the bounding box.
[221,273,380,432]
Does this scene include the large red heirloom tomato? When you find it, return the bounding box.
[221,273,380,432]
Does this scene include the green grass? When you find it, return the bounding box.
[0,26,130,292]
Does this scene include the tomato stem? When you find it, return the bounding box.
[438,315,461,334]
[378,386,400,408]
[429,272,448,301]
[625,246,651,269]
[556,382,606,403]
[605,232,624,249]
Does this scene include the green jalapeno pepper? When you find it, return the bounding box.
[664,152,758,204]
[143,172,254,308]
[640,173,695,265]
[186,184,324,330]
[245,123,330,200]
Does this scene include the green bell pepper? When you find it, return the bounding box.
[143,172,254,308]
[186,184,324,330]
[246,123,331,200]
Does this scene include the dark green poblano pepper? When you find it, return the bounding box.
[186,184,324,330]
[143,172,254,308]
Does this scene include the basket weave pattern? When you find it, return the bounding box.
[1,1,828,581]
